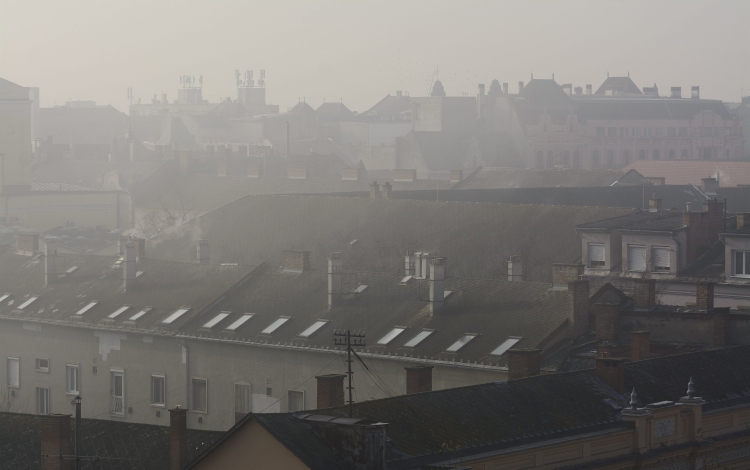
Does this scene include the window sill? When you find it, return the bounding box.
[150,403,166,408]
[66,392,80,396]
[191,410,208,414]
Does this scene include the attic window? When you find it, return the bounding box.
[136,271,145,278]
[66,266,78,274]
[75,301,99,316]
[261,317,290,334]
[446,334,477,352]
[299,320,328,338]
[108,305,131,319]
[352,285,368,294]
[0,294,10,303]
[203,312,230,329]
[490,337,522,356]
[403,329,433,348]
[399,276,414,285]
[377,327,407,345]
[162,307,191,325]
[226,314,254,331]
[17,296,39,310]
[129,307,153,321]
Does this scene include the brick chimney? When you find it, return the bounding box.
[16,232,40,255]
[737,213,750,229]
[586,84,593,95]
[41,414,72,470]
[507,349,541,380]
[683,198,724,264]
[648,197,662,212]
[595,357,626,393]
[282,250,310,273]
[170,407,188,470]
[45,237,60,286]
[369,181,380,199]
[328,252,342,308]
[518,81,524,93]
[631,331,651,362]
[316,374,345,409]
[701,177,718,194]
[405,366,433,394]
[594,302,619,342]
[381,182,392,199]
[552,263,583,289]
[507,255,522,282]
[197,239,210,265]
[429,258,445,314]
[696,282,714,311]
[123,241,136,291]
[633,279,656,310]
[568,280,591,339]
[404,250,416,276]
[713,307,731,346]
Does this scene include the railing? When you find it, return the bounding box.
[110,396,124,415]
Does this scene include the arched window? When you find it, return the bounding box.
[573,151,580,169]
[562,150,570,167]
[547,150,554,168]
[638,149,646,160]
[607,149,615,168]
[622,149,631,166]
[668,149,675,160]
[592,150,600,168]
[681,149,688,159]
[653,149,660,160]
[536,150,544,168]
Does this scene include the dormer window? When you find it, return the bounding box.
[588,243,605,268]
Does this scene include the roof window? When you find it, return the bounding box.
[0,294,10,303]
[203,312,230,329]
[17,296,39,310]
[261,317,290,334]
[377,327,407,345]
[403,329,434,348]
[299,320,328,338]
[352,285,368,294]
[399,275,414,285]
[161,307,191,325]
[490,337,522,356]
[65,266,78,274]
[226,314,254,331]
[75,301,99,316]
[129,307,153,321]
[446,334,477,352]
[108,305,131,319]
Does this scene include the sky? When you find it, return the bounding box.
[1,0,748,113]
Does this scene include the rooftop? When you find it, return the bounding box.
[454,167,634,189]
[624,160,750,188]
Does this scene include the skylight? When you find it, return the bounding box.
[446,334,477,352]
[352,285,368,294]
[203,312,230,329]
[0,294,10,303]
[162,307,191,325]
[129,307,153,321]
[403,329,434,348]
[399,275,414,285]
[299,320,328,338]
[490,337,522,356]
[108,305,131,319]
[261,317,290,334]
[226,314,253,331]
[66,266,78,274]
[17,296,39,310]
[75,301,99,316]
[377,327,407,345]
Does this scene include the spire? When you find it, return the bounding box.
[629,388,638,410]
[687,377,695,399]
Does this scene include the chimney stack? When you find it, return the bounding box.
[507,349,541,380]
[316,374,346,409]
[328,252,342,308]
[405,366,433,394]
[671,87,682,98]
[631,331,651,362]
[568,280,591,339]
[404,250,416,276]
[507,255,522,281]
[503,82,509,95]
[633,279,656,310]
[197,239,210,265]
[381,182,392,199]
[429,258,445,314]
[123,241,136,291]
[696,282,714,311]
[691,86,700,99]
[595,357,626,393]
[45,238,60,286]
[700,177,718,194]
[713,307,731,346]
[648,197,662,212]
[478,84,485,96]
[518,81,524,93]
[16,232,40,256]
[369,181,380,199]
[574,86,583,95]
[118,235,128,256]
[594,302,619,342]
[40,414,72,470]
[421,253,432,280]
[586,84,593,95]
[134,237,146,260]
[737,213,750,229]
[170,407,188,470]
[552,263,584,289]
[282,250,310,273]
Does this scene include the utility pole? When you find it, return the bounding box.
[75,395,81,470]
[333,329,366,417]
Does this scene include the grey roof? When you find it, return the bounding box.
[577,209,684,232]
[576,98,732,121]
[595,76,643,95]
[32,160,166,191]
[455,167,630,189]
[357,93,412,121]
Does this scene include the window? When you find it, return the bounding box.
[668,149,675,160]
[288,390,304,412]
[299,320,328,338]
[75,301,99,316]
[638,149,646,160]
[36,387,49,414]
[128,307,152,321]
[656,128,663,137]
[202,312,230,329]
[572,151,580,169]
[535,150,543,168]
[404,329,434,348]
[607,127,616,137]
[652,247,670,272]
[562,150,570,167]
[66,365,79,394]
[622,149,630,165]
[151,375,165,406]
[110,371,124,415]
[446,334,477,352]
[266,387,273,397]
[235,384,251,423]
[588,243,606,268]
[652,149,660,160]
[546,151,554,168]
[261,317,290,334]
[0,294,10,303]
[627,245,647,272]
[596,127,605,137]
[734,251,750,277]
[226,314,254,331]
[7,357,19,387]
[377,327,407,345]
[667,127,676,137]
[490,337,522,356]
[35,358,49,373]
[17,296,39,310]
[162,307,190,325]
[192,378,207,413]
[681,149,688,159]
[679,127,688,137]
[108,306,130,319]
[591,150,600,168]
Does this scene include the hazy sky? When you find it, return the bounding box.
[2,0,748,113]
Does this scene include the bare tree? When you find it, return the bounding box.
[138,191,197,239]
[0,385,29,413]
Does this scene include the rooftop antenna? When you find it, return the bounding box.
[334,329,366,418]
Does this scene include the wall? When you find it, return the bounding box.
[581,231,620,276]
[617,312,713,343]
[0,98,33,189]
[349,146,397,171]
[620,232,681,276]
[339,122,411,147]
[0,190,126,231]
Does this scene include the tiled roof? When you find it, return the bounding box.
[624,161,750,187]
[595,76,642,95]
[454,167,629,189]
[577,209,685,233]
[0,412,222,469]
[357,94,412,121]
[715,187,750,213]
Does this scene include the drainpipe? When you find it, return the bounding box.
[177,339,190,424]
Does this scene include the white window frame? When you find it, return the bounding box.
[35,358,50,373]
[377,327,407,345]
[192,378,208,413]
[36,387,50,414]
[588,243,606,268]
[627,245,647,272]
[287,390,305,412]
[446,334,478,352]
[66,364,80,395]
[234,383,251,423]
[733,250,750,278]
[7,357,20,388]
[403,329,434,348]
[110,369,125,416]
[652,246,671,272]
[151,374,166,407]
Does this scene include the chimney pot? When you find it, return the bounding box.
[691,86,700,99]
[45,238,60,286]
[429,258,446,314]
[713,307,731,346]
[502,82,509,95]
[478,84,485,96]
[328,252,342,308]
[700,177,718,194]
[552,263,584,289]
[671,86,682,98]
[197,239,210,265]
[404,250,416,276]
[507,349,541,380]
[518,81,524,93]
[169,407,188,470]
[123,241,136,291]
[595,357,626,393]
[381,182,392,199]
[282,250,310,273]
[586,84,593,95]
[648,197,662,212]
[369,181,381,199]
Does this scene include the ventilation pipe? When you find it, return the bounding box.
[429,258,445,314]
[123,241,136,291]
[328,252,342,308]
[45,238,60,286]
[197,239,210,265]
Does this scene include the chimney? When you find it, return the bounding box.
[404,250,416,276]
[40,414,72,470]
[478,84,485,96]
[696,282,714,311]
[134,237,146,260]
[396,90,402,97]
[518,81,524,93]
[507,349,541,380]
[700,177,718,194]
[574,86,583,95]
[502,82,509,95]
[633,279,656,310]
[282,250,310,273]
[737,213,750,229]
[45,238,60,286]
[631,331,651,362]
[568,280,591,339]
[648,197,662,212]
[586,84,593,95]
[552,263,584,289]
[691,86,700,99]
[595,357,626,393]
[713,307,731,346]
[16,232,40,255]
[594,302,619,342]
[405,366,433,394]
[118,235,128,255]
[123,241,136,291]
[507,255,522,281]
[369,181,380,199]
[381,182,392,199]
[170,407,188,470]
[671,87,682,98]
[450,169,463,183]
[429,258,445,314]
[328,252,342,308]
[421,253,432,280]
[197,239,210,265]
[316,374,346,409]
[562,84,572,95]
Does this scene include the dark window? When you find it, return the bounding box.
[596,127,605,137]
[622,149,630,165]
[607,127,616,137]
[669,149,675,159]
[536,150,543,168]
[667,128,676,137]
[592,150,600,168]
[638,149,646,160]
[679,127,688,137]
[607,149,615,167]
[562,150,570,167]
[681,149,688,159]
[572,151,580,168]
[653,149,660,160]
[546,151,554,168]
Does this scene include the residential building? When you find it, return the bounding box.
[453,167,645,189]
[624,160,750,187]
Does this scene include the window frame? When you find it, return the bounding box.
[110,369,125,416]
[376,326,407,345]
[587,243,606,268]
[403,329,434,348]
[446,333,478,353]
[191,378,208,414]
[651,246,671,272]
[151,374,166,407]
[6,357,20,388]
[287,390,305,412]
[627,244,647,272]
[234,382,251,423]
[35,358,50,373]
[733,250,750,278]
[36,387,50,415]
[66,364,80,395]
